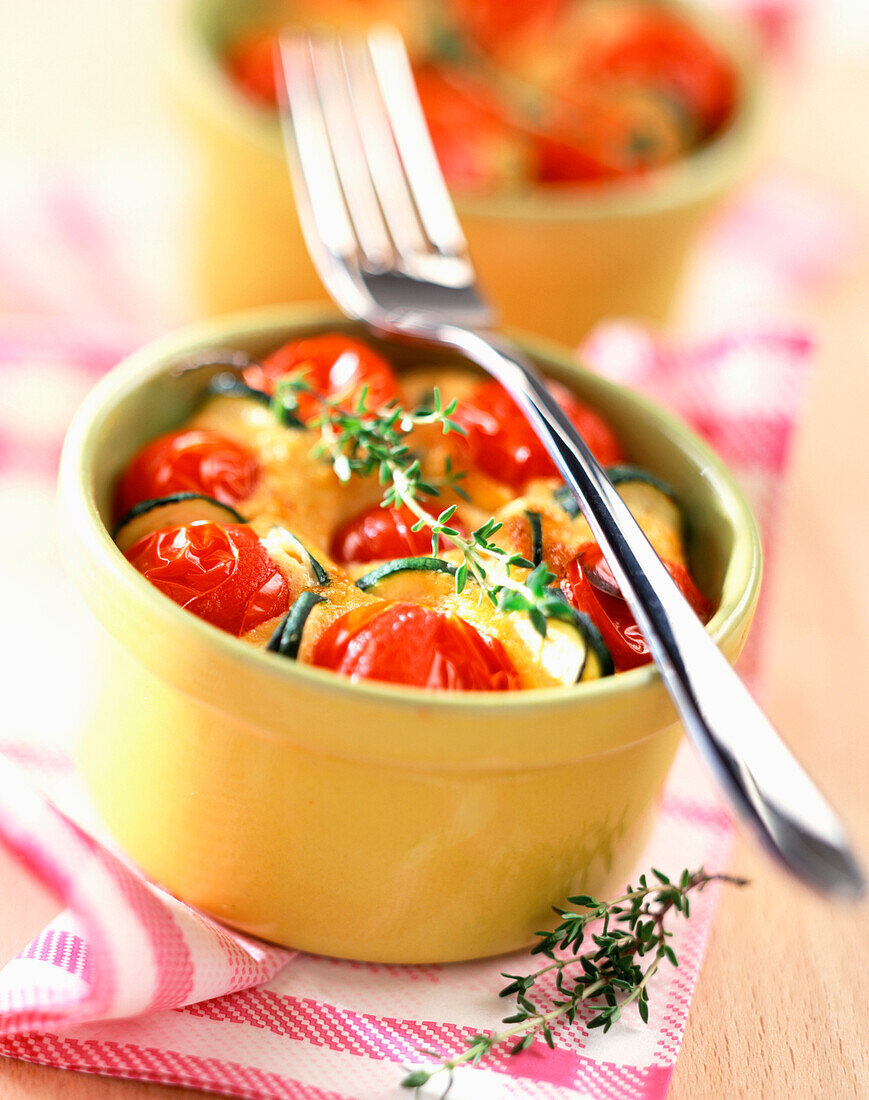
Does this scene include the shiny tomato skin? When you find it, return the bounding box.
[561,542,711,672]
[454,380,624,487]
[114,429,259,520]
[312,602,520,691]
[330,503,465,564]
[331,504,433,564]
[243,335,399,422]
[124,522,289,637]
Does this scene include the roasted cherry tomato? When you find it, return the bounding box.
[114,429,260,520]
[312,602,520,691]
[330,503,465,564]
[413,66,529,192]
[578,9,736,135]
[125,522,289,636]
[243,335,399,423]
[225,31,279,107]
[454,379,624,488]
[561,542,711,672]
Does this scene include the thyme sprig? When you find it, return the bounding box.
[273,376,576,635]
[401,868,748,1095]
[273,377,467,492]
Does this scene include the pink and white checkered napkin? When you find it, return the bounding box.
[0,307,812,1098]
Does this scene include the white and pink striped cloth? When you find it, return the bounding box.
[0,149,845,1098]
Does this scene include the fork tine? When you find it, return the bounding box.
[276,35,358,263]
[340,38,430,260]
[309,35,395,268]
[366,25,468,258]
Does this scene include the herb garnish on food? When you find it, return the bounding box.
[400,868,748,1095]
[272,377,576,636]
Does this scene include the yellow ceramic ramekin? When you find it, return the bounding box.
[58,306,761,963]
[170,1,760,344]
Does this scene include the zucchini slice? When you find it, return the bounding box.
[566,607,615,681]
[184,360,303,429]
[263,527,331,587]
[208,369,271,407]
[605,464,677,500]
[606,466,683,544]
[553,484,581,519]
[113,493,247,553]
[307,553,330,587]
[554,467,678,522]
[511,601,613,686]
[355,556,458,591]
[266,591,326,659]
[525,510,544,568]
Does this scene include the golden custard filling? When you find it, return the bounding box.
[112,333,711,691]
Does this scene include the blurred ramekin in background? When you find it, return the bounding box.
[171,0,760,344]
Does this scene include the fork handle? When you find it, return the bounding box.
[417,322,865,898]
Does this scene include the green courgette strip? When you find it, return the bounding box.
[113,492,246,539]
[307,551,331,587]
[604,464,678,501]
[208,369,271,407]
[553,465,678,519]
[525,510,544,568]
[355,556,458,591]
[546,587,615,680]
[267,591,326,659]
[207,368,305,428]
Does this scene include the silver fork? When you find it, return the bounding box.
[275,27,864,898]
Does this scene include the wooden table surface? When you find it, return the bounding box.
[1,36,868,1100]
